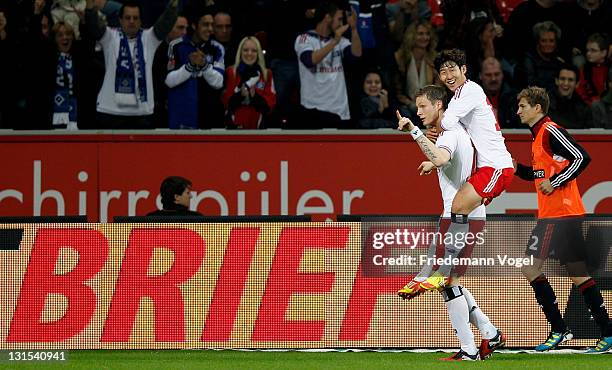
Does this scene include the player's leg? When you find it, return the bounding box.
[461,286,497,338]
[561,218,612,353]
[523,220,572,351]
[444,168,514,278]
[569,273,612,353]
[422,211,483,290]
[440,284,479,361]
[415,239,438,281]
[442,226,506,359]
[398,233,439,299]
[452,166,514,215]
[431,183,483,280]
[404,219,450,296]
[451,182,484,215]
[527,271,573,351]
[460,286,506,358]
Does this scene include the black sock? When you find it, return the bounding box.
[578,278,612,337]
[530,275,567,333]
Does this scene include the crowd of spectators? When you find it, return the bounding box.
[0,0,611,130]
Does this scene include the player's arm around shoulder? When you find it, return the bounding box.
[440,83,480,130]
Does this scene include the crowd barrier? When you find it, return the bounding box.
[0,130,611,222]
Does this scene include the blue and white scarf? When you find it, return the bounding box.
[115,30,147,106]
[53,52,78,128]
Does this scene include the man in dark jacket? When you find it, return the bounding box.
[147,176,203,216]
[548,64,593,129]
[480,57,520,129]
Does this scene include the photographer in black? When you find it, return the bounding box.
[147,176,203,216]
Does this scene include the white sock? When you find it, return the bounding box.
[437,220,468,276]
[414,242,437,282]
[445,290,477,355]
[462,287,497,340]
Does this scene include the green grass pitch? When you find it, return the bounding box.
[3,350,610,370]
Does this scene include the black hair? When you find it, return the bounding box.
[313,2,339,25]
[187,4,217,26]
[160,176,192,210]
[362,66,383,81]
[434,49,467,72]
[557,63,579,80]
[119,1,142,19]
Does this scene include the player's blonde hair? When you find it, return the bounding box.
[415,85,448,109]
[517,86,550,114]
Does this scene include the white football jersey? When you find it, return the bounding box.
[294,31,351,120]
[435,129,486,218]
[441,80,513,169]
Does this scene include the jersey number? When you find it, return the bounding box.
[528,236,539,250]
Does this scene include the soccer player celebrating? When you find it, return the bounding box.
[397,86,506,361]
[421,49,514,290]
[515,86,612,353]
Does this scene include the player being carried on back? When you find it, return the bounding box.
[396,86,506,361]
[407,49,514,291]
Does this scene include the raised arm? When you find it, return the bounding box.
[397,111,450,167]
[85,0,106,40]
[346,7,361,58]
[153,0,179,41]
[308,24,348,66]
[29,0,47,43]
